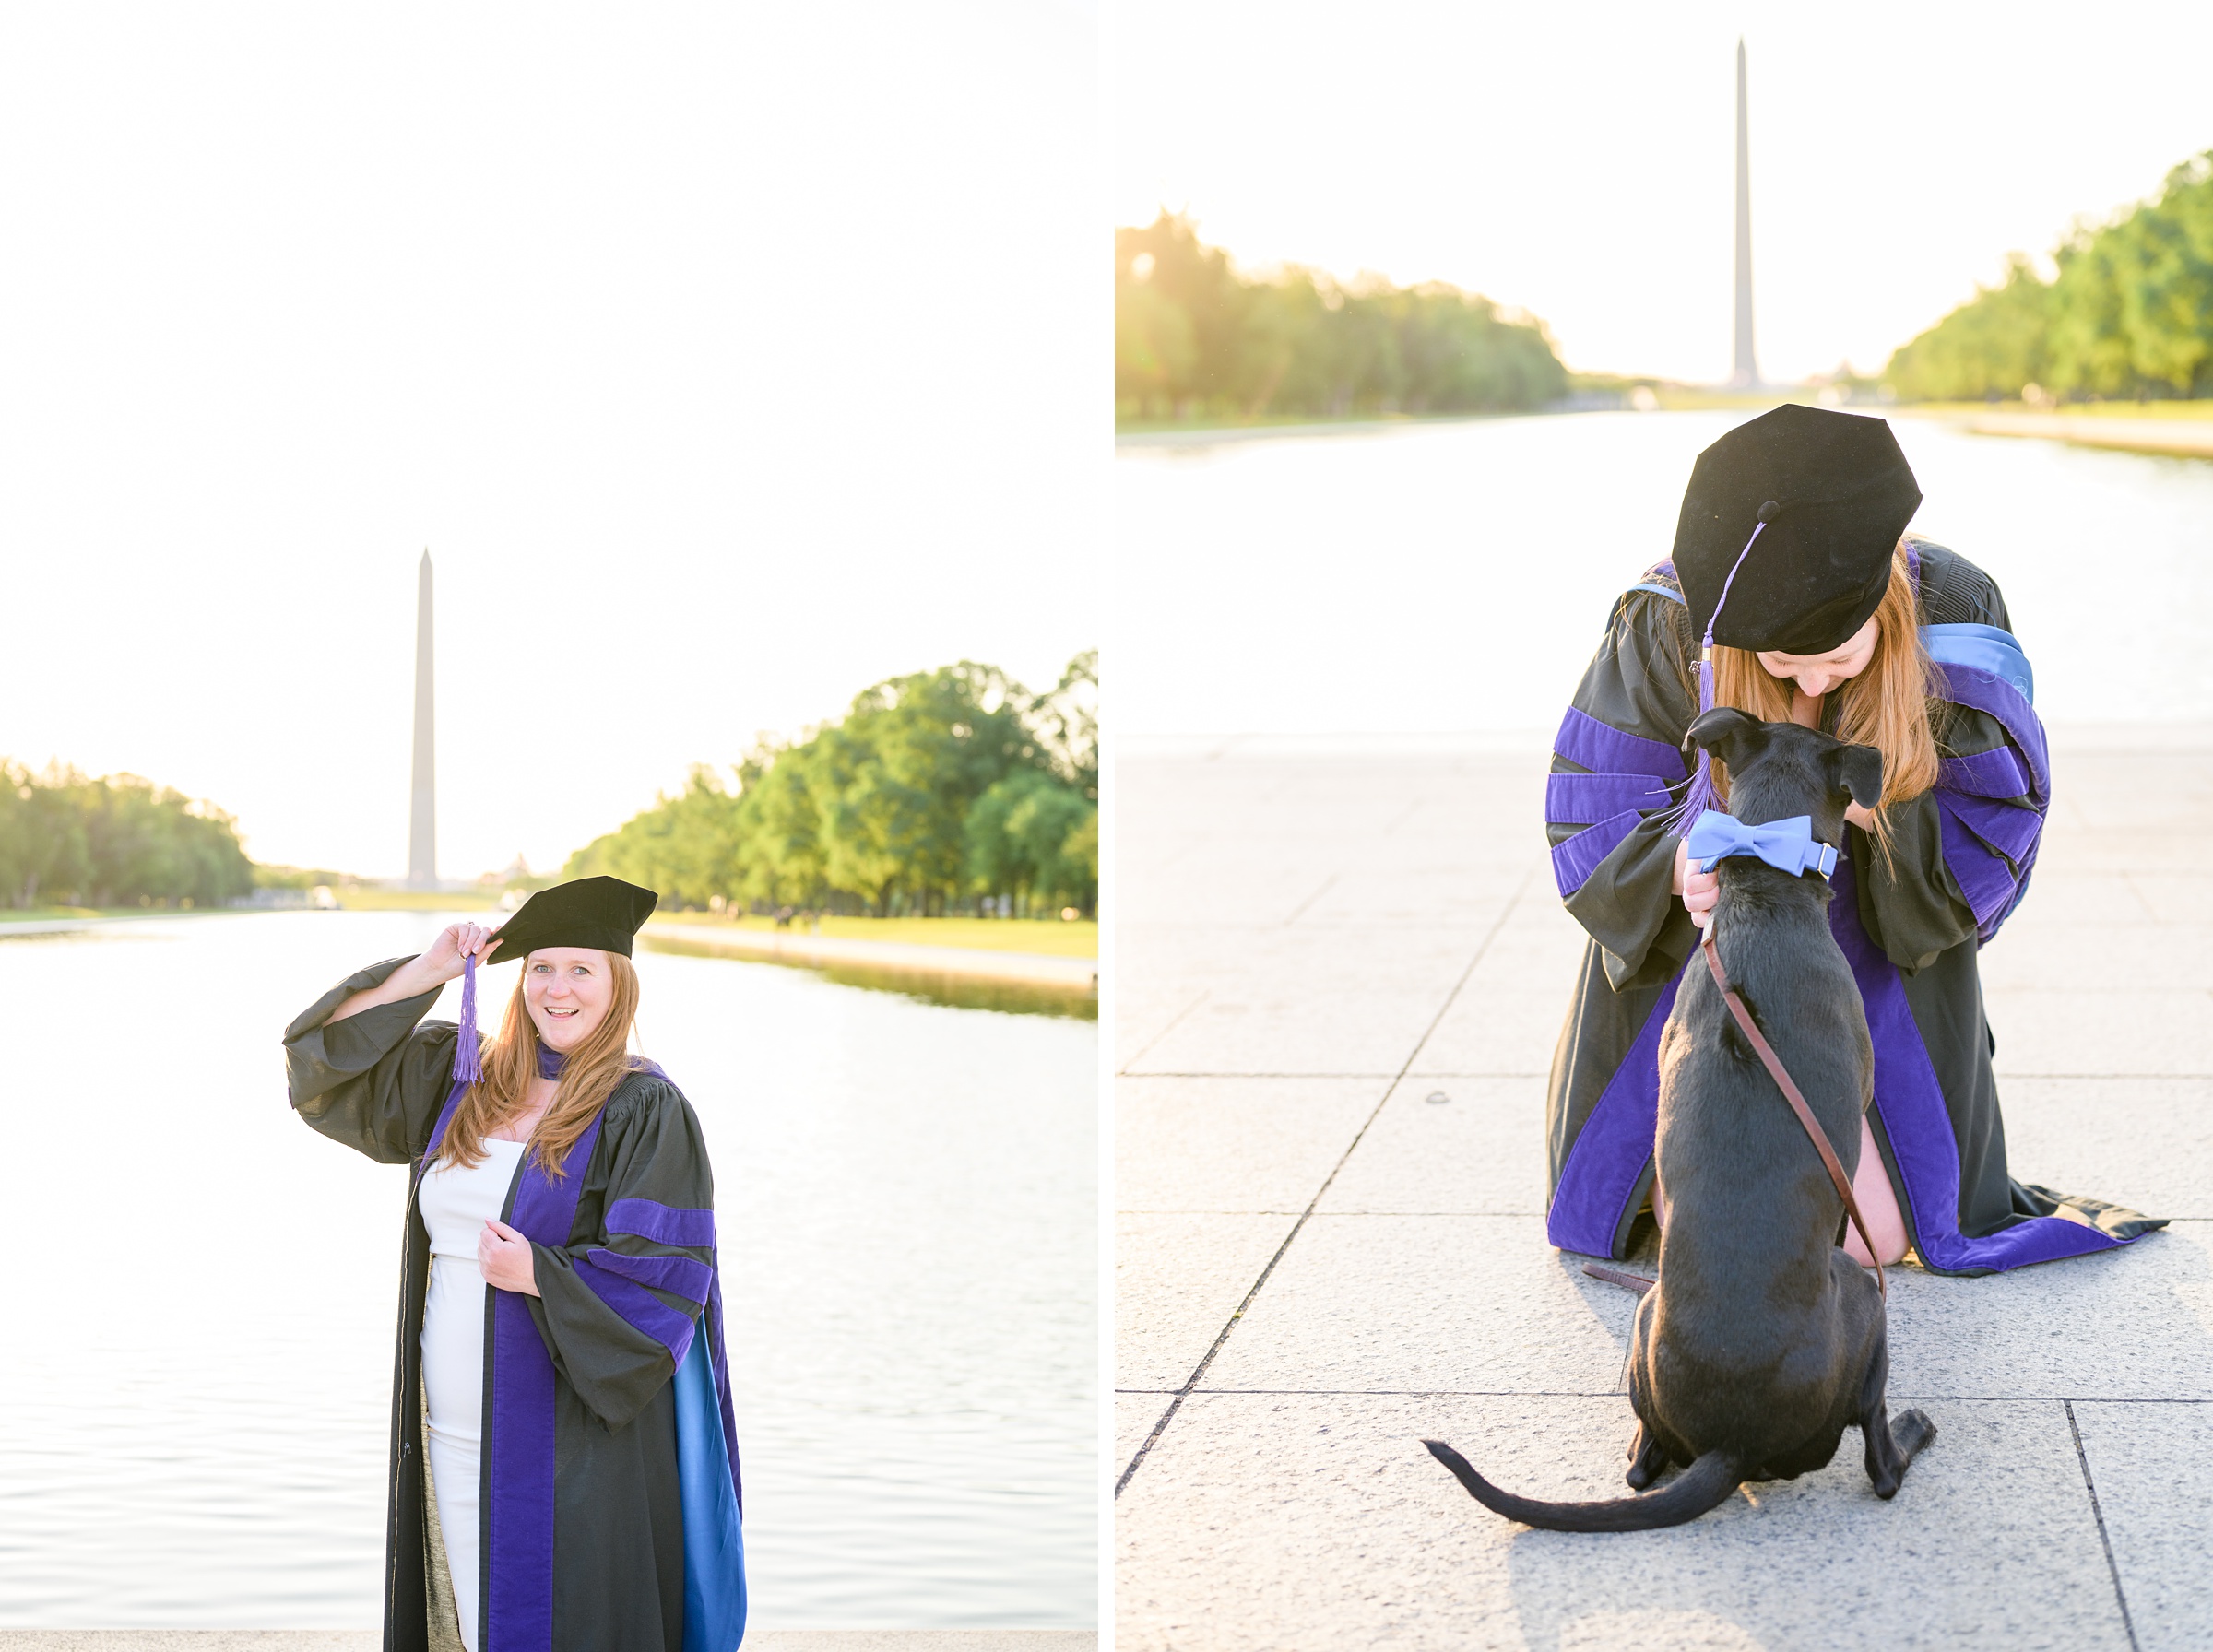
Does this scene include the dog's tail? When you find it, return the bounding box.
[1421,1438,1740,1532]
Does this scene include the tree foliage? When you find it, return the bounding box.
[564,653,1098,917]
[1116,213,1568,421]
[1888,151,2213,401]
[0,762,255,909]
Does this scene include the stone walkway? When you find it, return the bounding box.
[0,1635,1093,1651]
[1114,731,2213,1652]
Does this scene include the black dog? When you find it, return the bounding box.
[1425,707,1935,1530]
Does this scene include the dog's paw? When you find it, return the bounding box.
[1894,1407,1937,1457]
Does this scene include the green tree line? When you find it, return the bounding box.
[1,761,255,910]
[1887,150,2213,401]
[1117,212,1568,422]
[564,654,1098,918]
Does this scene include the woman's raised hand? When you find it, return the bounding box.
[325,919,503,1025]
[420,921,502,983]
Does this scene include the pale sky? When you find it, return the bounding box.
[1112,0,2213,384]
[0,3,1099,879]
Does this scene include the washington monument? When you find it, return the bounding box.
[408,551,437,889]
[1730,38,1760,388]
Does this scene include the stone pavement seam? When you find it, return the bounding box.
[1992,1071,2213,1080]
[1112,872,1534,1496]
[2066,1399,2145,1652]
[1115,1210,1549,1216]
[1118,988,1209,1073]
[1125,1388,2213,1401]
[1128,1071,1550,1079]
[1118,1071,1403,1079]
[1282,874,1339,924]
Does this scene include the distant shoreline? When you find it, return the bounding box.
[0,904,1098,967]
[1118,395,2213,460]
[650,911,1095,960]
[0,906,243,935]
[641,919,1097,993]
[1892,402,2213,459]
[1115,389,1811,446]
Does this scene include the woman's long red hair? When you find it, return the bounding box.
[441,953,645,1177]
[1706,542,1940,857]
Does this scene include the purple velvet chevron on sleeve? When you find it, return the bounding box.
[1551,811,1645,899]
[1937,747,2028,799]
[607,1198,716,1248]
[1546,772,1675,823]
[1936,806,2024,932]
[1937,667,2048,805]
[583,1245,714,1307]
[1940,791,2042,864]
[1931,662,2050,942]
[1547,709,1684,899]
[1553,708,1688,783]
[574,1254,700,1369]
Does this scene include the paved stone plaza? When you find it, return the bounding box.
[0,1635,1094,1651]
[1115,731,2213,1652]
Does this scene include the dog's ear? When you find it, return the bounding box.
[1684,707,1765,771]
[1829,743,1885,810]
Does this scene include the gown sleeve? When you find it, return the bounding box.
[527,1079,720,1430]
[283,956,460,1164]
[1545,586,1703,993]
[1855,544,2048,968]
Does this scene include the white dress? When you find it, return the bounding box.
[417,1138,527,1652]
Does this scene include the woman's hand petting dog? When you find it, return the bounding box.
[1675,806,1877,929]
[1674,839,1721,930]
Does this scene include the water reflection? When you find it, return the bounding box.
[1116,410,2213,734]
[639,933,1097,1021]
[0,911,1095,1630]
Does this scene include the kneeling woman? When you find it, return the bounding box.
[1544,404,2163,1274]
[284,876,746,1652]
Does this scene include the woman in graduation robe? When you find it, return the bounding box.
[284,875,746,1652]
[1544,403,2164,1275]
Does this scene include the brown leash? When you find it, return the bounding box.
[1582,1262,1655,1294]
[1700,931,1886,1296]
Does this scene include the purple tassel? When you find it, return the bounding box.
[1667,513,1770,836]
[1673,656,1723,831]
[453,953,484,1085]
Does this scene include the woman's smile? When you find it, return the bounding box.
[1756,615,1880,699]
[524,947,614,1049]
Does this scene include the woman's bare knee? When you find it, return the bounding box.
[1842,1114,1910,1267]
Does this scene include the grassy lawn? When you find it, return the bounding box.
[1118,410,1450,436]
[0,903,231,922]
[329,887,504,911]
[649,911,1098,959]
[1646,386,1822,411]
[1115,389,1824,438]
[0,911,179,924]
[1111,395,2213,442]
[1908,399,2213,421]
[0,892,499,922]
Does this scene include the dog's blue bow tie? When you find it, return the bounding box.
[1686,809,1840,880]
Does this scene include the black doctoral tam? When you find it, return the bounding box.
[1673,404,1923,655]
[488,875,659,963]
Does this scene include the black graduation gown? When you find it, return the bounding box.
[1543,539,2164,1275]
[285,956,746,1652]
